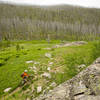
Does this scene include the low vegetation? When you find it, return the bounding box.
[0,40,100,100]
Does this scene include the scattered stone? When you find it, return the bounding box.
[4,87,11,92]
[94,57,100,64]
[33,66,37,70]
[49,62,53,65]
[50,82,57,87]
[28,66,37,72]
[47,67,51,71]
[78,64,86,69]
[42,72,51,79]
[44,48,51,50]
[26,61,33,64]
[49,90,53,92]
[43,89,46,94]
[37,86,42,93]
[26,98,30,100]
[47,87,50,90]
[45,53,52,58]
[34,62,40,65]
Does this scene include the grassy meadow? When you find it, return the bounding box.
[0,40,100,100]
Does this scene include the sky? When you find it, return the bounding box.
[0,0,100,8]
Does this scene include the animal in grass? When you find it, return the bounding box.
[21,70,29,84]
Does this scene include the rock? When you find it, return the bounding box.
[53,41,87,48]
[42,72,51,79]
[37,86,42,93]
[26,61,33,64]
[4,87,11,92]
[73,80,87,95]
[49,62,53,65]
[47,87,50,90]
[77,64,86,70]
[50,82,57,87]
[26,98,30,100]
[28,66,37,72]
[33,66,37,70]
[93,57,100,64]
[45,53,52,58]
[44,48,51,50]
[47,67,51,71]
[34,62,40,65]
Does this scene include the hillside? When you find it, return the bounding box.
[0,4,100,40]
[0,40,100,100]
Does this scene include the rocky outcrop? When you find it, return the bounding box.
[34,57,100,100]
[53,41,87,48]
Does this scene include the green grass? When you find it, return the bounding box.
[0,40,100,99]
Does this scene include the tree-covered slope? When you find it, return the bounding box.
[0,4,100,40]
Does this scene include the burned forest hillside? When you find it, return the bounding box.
[0,4,100,40]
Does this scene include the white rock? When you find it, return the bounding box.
[45,53,52,58]
[4,87,11,92]
[33,66,37,70]
[37,86,42,93]
[42,72,51,79]
[47,87,50,90]
[26,98,30,100]
[26,61,33,64]
[50,82,57,87]
[34,62,40,65]
[47,67,51,71]
[49,90,53,92]
[49,62,53,65]
[44,48,51,50]
[78,64,86,69]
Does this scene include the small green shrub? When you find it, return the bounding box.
[0,59,5,66]
[64,54,78,78]
[16,44,20,51]
[16,53,21,58]
[37,48,41,50]
[21,46,24,49]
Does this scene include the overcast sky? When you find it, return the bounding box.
[0,0,100,8]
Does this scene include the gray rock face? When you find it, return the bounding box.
[34,58,100,100]
[53,41,87,48]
